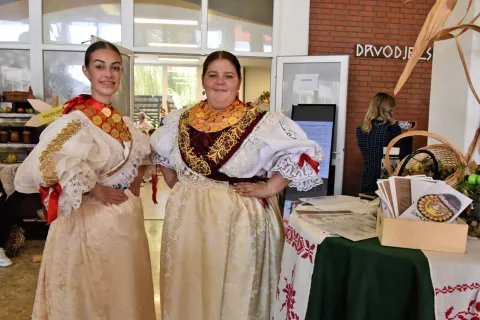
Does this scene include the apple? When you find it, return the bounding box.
[26,108,34,113]
[5,107,12,113]
[17,108,24,113]
[468,174,478,185]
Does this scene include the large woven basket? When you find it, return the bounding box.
[384,130,467,187]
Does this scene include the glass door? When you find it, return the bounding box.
[91,36,134,117]
[275,55,349,195]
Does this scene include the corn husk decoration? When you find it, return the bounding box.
[395,0,480,104]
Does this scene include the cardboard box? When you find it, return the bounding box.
[376,208,468,253]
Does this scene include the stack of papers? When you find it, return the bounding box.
[299,195,369,214]
[298,212,377,242]
[376,176,472,223]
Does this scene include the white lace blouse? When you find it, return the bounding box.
[150,109,324,191]
[14,111,151,216]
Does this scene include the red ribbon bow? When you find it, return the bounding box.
[62,94,90,115]
[152,174,158,204]
[298,153,320,174]
[39,183,62,224]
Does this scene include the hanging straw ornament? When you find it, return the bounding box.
[395,0,480,104]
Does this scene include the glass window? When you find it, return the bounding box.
[0,0,29,42]
[168,66,197,109]
[43,51,90,105]
[43,0,121,44]
[0,49,31,92]
[134,65,163,127]
[208,0,273,53]
[134,0,201,48]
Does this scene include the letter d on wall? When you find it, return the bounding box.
[356,44,364,57]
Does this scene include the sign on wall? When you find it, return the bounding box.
[355,44,433,61]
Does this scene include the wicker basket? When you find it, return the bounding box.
[384,130,467,187]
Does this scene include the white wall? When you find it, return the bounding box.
[275,0,310,56]
[244,67,271,103]
[428,0,480,160]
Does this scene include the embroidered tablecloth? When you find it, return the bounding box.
[272,212,480,320]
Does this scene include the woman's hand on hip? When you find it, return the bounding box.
[232,182,271,198]
[129,176,142,197]
[91,183,128,205]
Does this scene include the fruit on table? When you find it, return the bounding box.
[402,158,456,180]
[26,108,34,113]
[468,174,479,185]
[5,107,12,113]
[17,107,24,113]
[411,162,424,174]
[7,154,17,163]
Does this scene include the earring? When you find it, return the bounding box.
[202,90,205,95]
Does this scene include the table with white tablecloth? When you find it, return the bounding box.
[272,211,480,320]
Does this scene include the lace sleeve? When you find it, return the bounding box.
[152,151,173,168]
[219,112,324,192]
[150,110,182,169]
[56,167,98,216]
[271,152,324,191]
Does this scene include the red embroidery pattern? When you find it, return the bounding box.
[280,264,300,320]
[285,226,316,263]
[445,300,480,320]
[436,283,480,296]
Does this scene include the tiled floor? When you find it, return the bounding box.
[0,181,169,320]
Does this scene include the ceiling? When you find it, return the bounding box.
[134,53,271,68]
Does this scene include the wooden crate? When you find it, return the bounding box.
[376,208,468,253]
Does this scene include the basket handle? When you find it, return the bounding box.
[465,127,480,165]
[384,130,466,176]
[396,149,439,177]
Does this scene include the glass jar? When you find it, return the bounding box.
[22,129,32,144]
[0,127,9,143]
[10,129,19,143]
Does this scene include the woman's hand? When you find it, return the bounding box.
[233,173,290,198]
[232,182,272,198]
[129,176,142,197]
[129,165,146,196]
[91,183,128,205]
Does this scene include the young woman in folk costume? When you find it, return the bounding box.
[14,41,156,320]
[150,50,324,320]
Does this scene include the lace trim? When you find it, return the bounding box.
[153,152,173,168]
[279,120,299,139]
[176,165,231,192]
[58,168,98,215]
[272,157,323,192]
[99,120,151,189]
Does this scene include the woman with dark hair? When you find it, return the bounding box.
[151,50,324,319]
[14,41,156,319]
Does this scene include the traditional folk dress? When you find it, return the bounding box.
[150,99,324,320]
[14,95,156,320]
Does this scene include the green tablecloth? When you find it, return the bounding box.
[305,237,435,320]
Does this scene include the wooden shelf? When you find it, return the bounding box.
[0,118,30,126]
[0,113,34,118]
[0,143,36,149]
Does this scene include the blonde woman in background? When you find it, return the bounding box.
[356,92,410,194]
